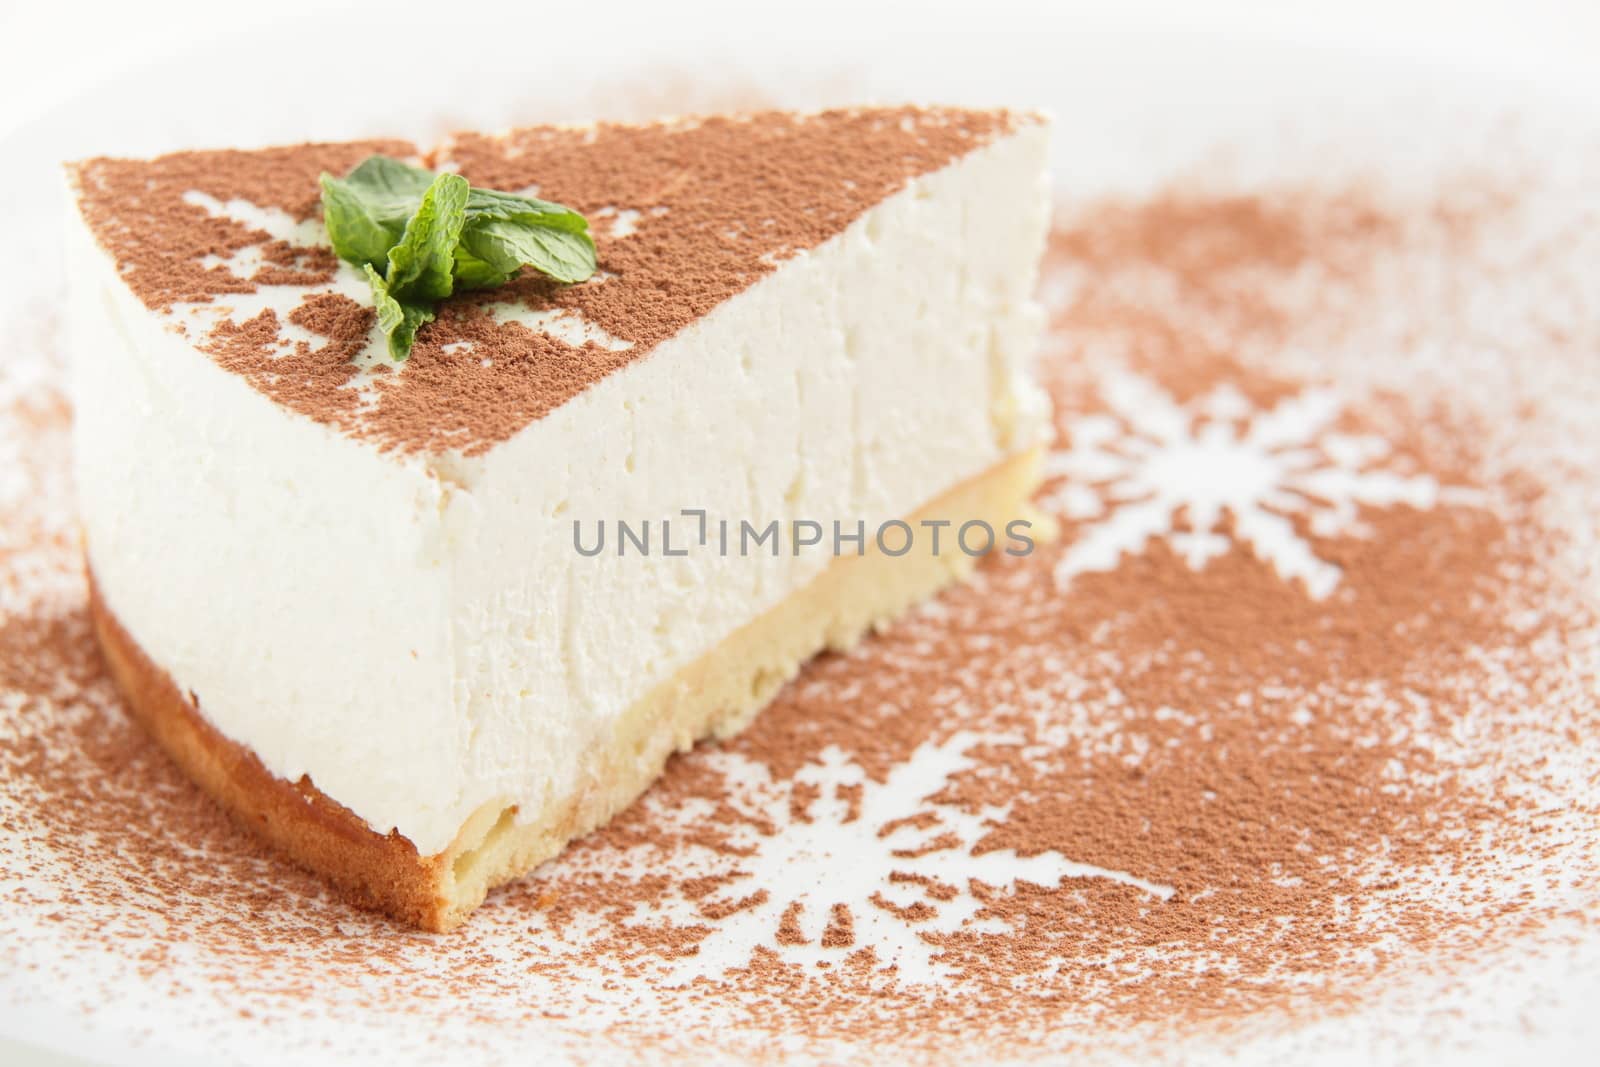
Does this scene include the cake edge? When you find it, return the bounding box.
[89,446,1047,932]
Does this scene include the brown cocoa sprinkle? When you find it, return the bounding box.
[9,150,1600,1061]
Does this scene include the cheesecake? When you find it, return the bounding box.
[66,107,1053,930]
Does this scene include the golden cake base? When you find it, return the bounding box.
[90,448,1045,931]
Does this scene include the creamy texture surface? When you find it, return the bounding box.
[69,121,1051,855]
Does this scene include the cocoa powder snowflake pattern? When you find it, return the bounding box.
[1041,371,1478,599]
[570,732,1174,985]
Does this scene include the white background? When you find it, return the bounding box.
[2,0,1599,144]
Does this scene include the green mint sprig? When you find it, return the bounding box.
[319,156,598,360]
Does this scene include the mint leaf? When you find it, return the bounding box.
[450,245,515,291]
[321,155,601,360]
[343,156,435,229]
[459,218,597,285]
[320,174,397,268]
[461,188,597,281]
[390,303,434,359]
[363,263,405,335]
[364,264,434,361]
[465,188,592,232]
[320,157,436,266]
[384,172,469,303]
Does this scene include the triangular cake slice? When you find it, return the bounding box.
[67,107,1053,930]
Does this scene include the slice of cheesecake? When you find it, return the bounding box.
[67,107,1053,930]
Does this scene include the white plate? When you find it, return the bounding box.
[2,7,1598,1065]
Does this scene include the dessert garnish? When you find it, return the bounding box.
[319,155,598,359]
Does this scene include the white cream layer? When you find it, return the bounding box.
[70,121,1051,856]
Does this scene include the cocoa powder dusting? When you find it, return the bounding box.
[69,140,408,309]
[7,155,1600,1061]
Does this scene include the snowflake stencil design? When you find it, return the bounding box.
[1043,371,1460,599]
[577,733,1171,986]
